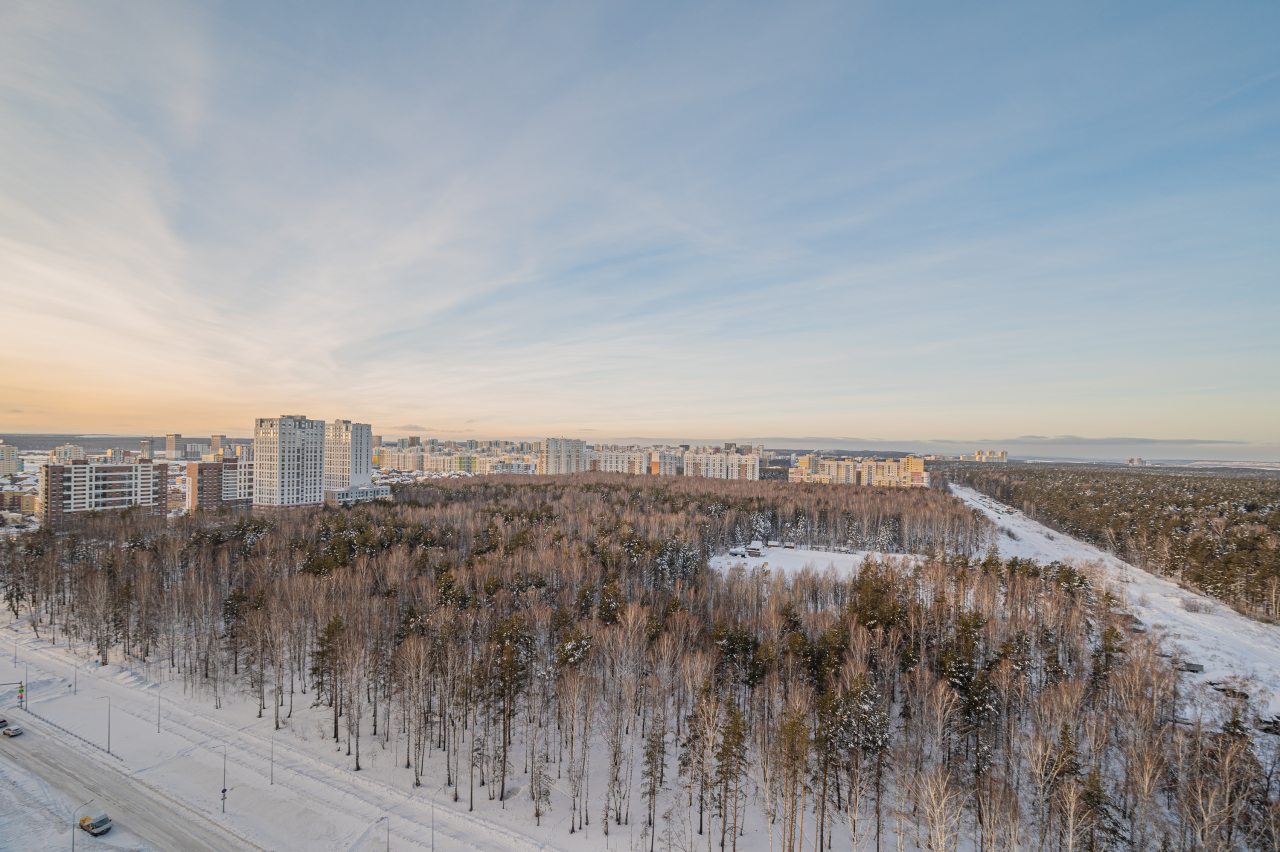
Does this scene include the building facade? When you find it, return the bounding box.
[186,460,251,513]
[38,460,166,526]
[324,420,373,492]
[860,456,930,488]
[0,440,18,476]
[252,415,325,507]
[50,444,86,463]
[593,449,649,475]
[379,446,424,471]
[166,434,183,460]
[323,420,388,505]
[960,450,1008,463]
[538,438,588,475]
[649,450,680,476]
[683,449,760,480]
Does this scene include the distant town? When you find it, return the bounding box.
[0,420,1013,532]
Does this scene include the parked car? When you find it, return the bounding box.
[79,814,113,836]
[0,717,7,727]
[2,726,23,737]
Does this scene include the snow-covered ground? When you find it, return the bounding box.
[709,545,920,577]
[953,484,1280,719]
[0,628,598,851]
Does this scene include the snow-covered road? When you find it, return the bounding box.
[0,718,244,851]
[952,484,1280,719]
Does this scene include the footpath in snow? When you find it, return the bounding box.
[952,483,1280,720]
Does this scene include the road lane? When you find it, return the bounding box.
[0,717,258,852]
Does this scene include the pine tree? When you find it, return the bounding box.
[714,702,748,852]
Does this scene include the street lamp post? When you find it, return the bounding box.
[156,681,162,733]
[221,745,227,813]
[72,798,94,852]
[270,733,274,785]
[96,696,110,754]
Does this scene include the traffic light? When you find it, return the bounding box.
[16,681,24,709]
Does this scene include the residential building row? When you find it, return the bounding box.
[788,453,930,487]
[960,450,1009,463]
[534,438,761,480]
[373,437,757,480]
[37,415,391,525]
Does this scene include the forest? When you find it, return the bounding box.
[3,474,1278,851]
[950,465,1280,621]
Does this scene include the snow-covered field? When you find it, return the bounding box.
[953,484,1280,719]
[709,546,920,576]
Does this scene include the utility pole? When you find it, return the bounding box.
[72,798,94,852]
[156,682,162,733]
[270,733,274,785]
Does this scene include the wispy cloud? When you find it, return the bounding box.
[0,2,1277,452]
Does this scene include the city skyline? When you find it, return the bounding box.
[3,2,1278,454]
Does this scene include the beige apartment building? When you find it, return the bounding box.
[252,415,325,507]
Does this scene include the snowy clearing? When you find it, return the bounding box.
[709,546,921,576]
[952,483,1280,719]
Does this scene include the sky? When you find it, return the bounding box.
[1,1,1277,459]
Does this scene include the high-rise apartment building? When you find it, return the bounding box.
[380,447,424,471]
[210,435,226,455]
[649,450,680,477]
[860,456,929,488]
[38,460,165,526]
[166,434,183,460]
[232,444,255,503]
[139,439,153,459]
[593,449,649,475]
[321,420,388,505]
[683,449,760,480]
[186,460,251,513]
[324,420,373,491]
[0,440,18,476]
[492,461,536,475]
[50,444,86,463]
[252,415,325,507]
[538,438,588,475]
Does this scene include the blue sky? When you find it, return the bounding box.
[1,1,1277,457]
